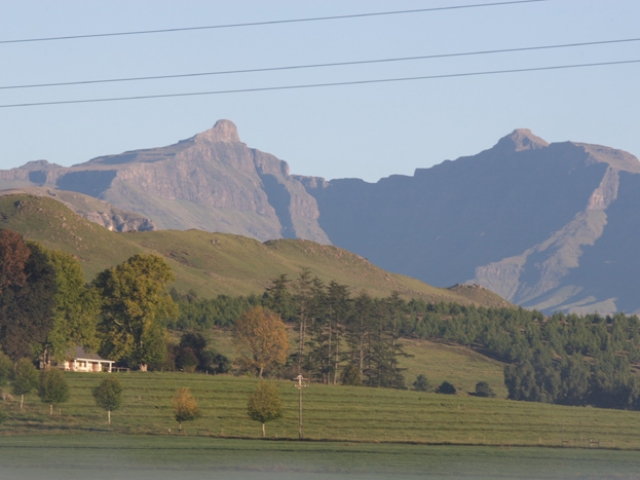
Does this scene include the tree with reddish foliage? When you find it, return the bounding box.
[0,229,30,295]
[0,237,57,361]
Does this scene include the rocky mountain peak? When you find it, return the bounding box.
[194,119,241,144]
[493,128,549,152]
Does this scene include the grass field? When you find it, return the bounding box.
[207,328,508,399]
[1,435,639,480]
[2,372,640,450]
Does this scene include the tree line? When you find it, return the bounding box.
[0,229,177,371]
[173,275,640,411]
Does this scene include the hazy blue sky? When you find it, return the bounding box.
[1,0,638,182]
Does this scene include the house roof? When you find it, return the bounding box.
[70,346,114,363]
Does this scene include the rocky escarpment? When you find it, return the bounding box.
[301,129,640,314]
[0,120,328,243]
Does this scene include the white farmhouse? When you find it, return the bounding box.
[63,346,114,373]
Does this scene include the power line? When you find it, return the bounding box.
[1,36,636,91]
[1,58,637,109]
[0,0,547,44]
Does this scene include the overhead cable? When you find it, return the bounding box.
[1,36,636,91]
[1,58,637,109]
[0,0,548,44]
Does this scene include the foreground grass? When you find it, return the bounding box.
[2,373,640,450]
[0,435,639,480]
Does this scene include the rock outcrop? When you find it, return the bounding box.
[300,130,640,314]
[0,120,328,243]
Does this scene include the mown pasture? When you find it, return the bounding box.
[2,372,640,449]
[209,329,509,398]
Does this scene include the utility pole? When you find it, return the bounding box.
[294,374,307,439]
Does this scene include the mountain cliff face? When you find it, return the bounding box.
[4,122,640,313]
[0,120,328,243]
[300,129,640,314]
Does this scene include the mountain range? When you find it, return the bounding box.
[2,120,639,314]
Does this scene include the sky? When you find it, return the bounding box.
[0,0,639,183]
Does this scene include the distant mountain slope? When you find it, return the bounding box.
[0,194,509,306]
[300,130,640,314]
[0,120,328,243]
[5,121,639,313]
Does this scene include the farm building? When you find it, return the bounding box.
[63,346,114,373]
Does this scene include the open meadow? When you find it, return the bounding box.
[2,372,640,450]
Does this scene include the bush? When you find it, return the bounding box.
[173,387,200,431]
[92,376,124,424]
[247,382,283,437]
[175,347,199,373]
[413,374,430,392]
[12,359,39,409]
[435,381,457,395]
[38,368,70,414]
[200,351,231,374]
[474,381,496,398]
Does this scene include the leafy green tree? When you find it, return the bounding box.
[46,250,100,362]
[247,382,283,437]
[413,374,430,392]
[173,387,200,432]
[0,409,7,425]
[11,359,39,409]
[92,376,123,425]
[94,254,177,371]
[474,381,496,398]
[38,368,69,415]
[558,355,590,406]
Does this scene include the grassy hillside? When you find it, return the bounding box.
[2,372,640,449]
[208,328,507,398]
[0,194,510,305]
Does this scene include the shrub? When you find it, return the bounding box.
[173,387,200,431]
[475,381,496,398]
[340,365,362,386]
[12,359,39,410]
[92,376,124,425]
[200,351,231,374]
[435,381,457,395]
[176,347,199,373]
[413,374,430,392]
[247,382,283,437]
[37,368,70,414]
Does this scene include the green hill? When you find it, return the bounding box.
[0,194,511,305]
